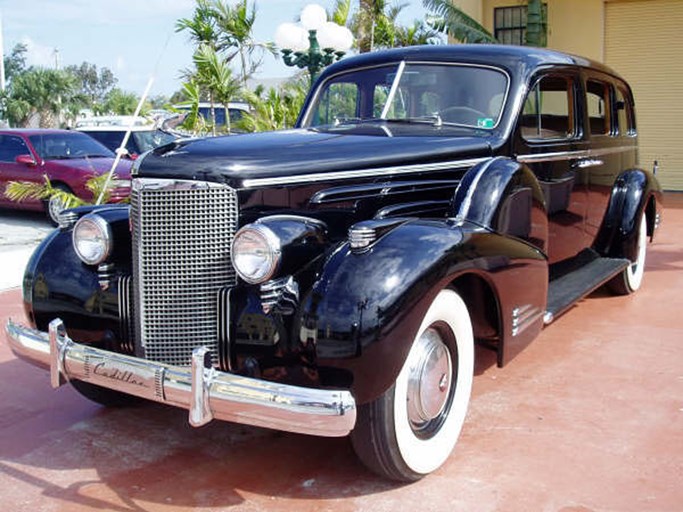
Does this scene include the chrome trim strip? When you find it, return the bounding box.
[5,318,356,437]
[310,179,461,204]
[574,158,603,169]
[242,157,489,188]
[517,145,634,164]
[511,304,544,337]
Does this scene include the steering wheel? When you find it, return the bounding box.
[439,106,488,124]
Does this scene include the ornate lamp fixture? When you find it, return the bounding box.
[275,4,354,86]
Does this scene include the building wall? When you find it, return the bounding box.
[465,0,681,190]
[481,0,604,61]
[604,0,683,190]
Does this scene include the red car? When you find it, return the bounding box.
[0,129,132,223]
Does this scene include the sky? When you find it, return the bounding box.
[0,0,427,97]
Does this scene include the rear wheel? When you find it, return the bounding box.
[351,289,474,481]
[608,214,648,295]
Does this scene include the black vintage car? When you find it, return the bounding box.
[5,45,662,481]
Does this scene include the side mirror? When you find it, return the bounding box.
[15,154,37,167]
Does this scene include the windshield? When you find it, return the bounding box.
[133,130,177,152]
[304,62,509,130]
[29,132,114,160]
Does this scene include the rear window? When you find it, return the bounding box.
[586,80,611,135]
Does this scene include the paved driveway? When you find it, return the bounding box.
[0,209,53,290]
[0,198,681,511]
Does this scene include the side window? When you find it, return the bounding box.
[521,75,574,140]
[615,86,635,136]
[586,80,611,135]
[0,135,30,162]
[312,82,359,125]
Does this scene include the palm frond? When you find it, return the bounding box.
[4,177,53,202]
[423,0,496,43]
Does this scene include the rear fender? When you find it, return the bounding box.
[300,218,547,404]
[593,168,663,260]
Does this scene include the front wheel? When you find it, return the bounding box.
[351,289,474,481]
[608,214,648,295]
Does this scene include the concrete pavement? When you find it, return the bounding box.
[0,197,681,511]
[0,210,53,291]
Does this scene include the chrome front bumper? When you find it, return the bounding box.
[4,318,356,437]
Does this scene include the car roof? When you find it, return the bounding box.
[76,125,158,132]
[319,44,622,82]
[0,128,82,136]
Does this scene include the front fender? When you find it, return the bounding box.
[452,156,548,253]
[23,206,131,348]
[300,218,547,404]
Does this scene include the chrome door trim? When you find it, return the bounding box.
[517,145,634,164]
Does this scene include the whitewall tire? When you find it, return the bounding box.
[351,289,474,481]
[609,214,648,295]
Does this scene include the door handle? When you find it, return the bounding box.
[573,158,603,169]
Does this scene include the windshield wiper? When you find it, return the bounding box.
[384,114,444,127]
[323,114,446,129]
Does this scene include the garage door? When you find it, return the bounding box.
[605,0,683,190]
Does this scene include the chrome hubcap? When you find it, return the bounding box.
[49,195,65,222]
[407,327,453,427]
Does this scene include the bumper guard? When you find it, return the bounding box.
[4,318,356,437]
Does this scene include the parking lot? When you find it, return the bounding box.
[0,197,681,512]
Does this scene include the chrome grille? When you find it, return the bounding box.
[131,178,238,367]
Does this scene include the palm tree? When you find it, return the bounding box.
[238,80,307,132]
[328,0,352,26]
[394,20,441,47]
[211,0,276,87]
[175,0,220,50]
[353,0,393,53]
[423,0,496,44]
[193,44,242,134]
[175,80,208,135]
[2,68,77,127]
[176,0,222,131]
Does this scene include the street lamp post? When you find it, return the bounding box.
[275,4,354,86]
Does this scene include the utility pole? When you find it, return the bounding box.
[0,12,6,92]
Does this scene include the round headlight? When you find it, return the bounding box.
[72,214,113,265]
[232,225,281,284]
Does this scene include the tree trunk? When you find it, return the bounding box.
[209,92,217,137]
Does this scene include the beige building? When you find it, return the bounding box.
[454,0,683,190]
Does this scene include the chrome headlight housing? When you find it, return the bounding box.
[232,224,281,284]
[72,214,113,265]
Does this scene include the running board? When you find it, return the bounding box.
[545,254,629,324]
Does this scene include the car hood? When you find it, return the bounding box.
[45,157,133,179]
[138,126,497,188]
